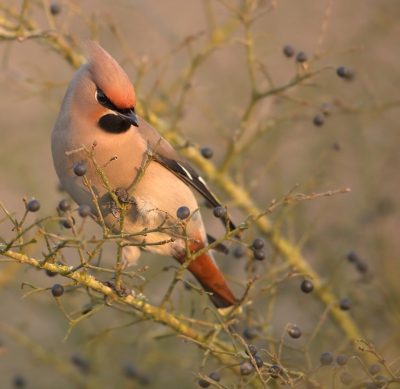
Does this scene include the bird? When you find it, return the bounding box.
[51,40,236,308]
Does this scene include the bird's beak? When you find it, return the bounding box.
[116,109,139,127]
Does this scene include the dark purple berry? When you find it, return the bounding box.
[346,251,359,262]
[45,269,57,277]
[123,363,138,379]
[73,163,87,176]
[58,199,71,212]
[283,45,295,58]
[339,298,351,310]
[288,326,301,339]
[12,375,26,388]
[50,2,61,15]
[62,217,75,229]
[368,363,381,376]
[268,365,282,378]
[336,354,348,366]
[71,352,90,373]
[201,147,213,159]
[245,344,257,356]
[336,66,354,80]
[213,206,226,219]
[243,327,258,340]
[208,371,221,382]
[78,204,91,217]
[301,280,314,293]
[320,351,334,366]
[340,372,353,385]
[313,114,324,126]
[253,355,263,368]
[198,379,210,388]
[234,246,246,258]
[253,249,266,261]
[240,362,253,375]
[177,206,190,220]
[296,51,308,63]
[27,199,40,212]
[252,238,265,250]
[51,283,64,297]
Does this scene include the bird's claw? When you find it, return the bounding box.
[115,188,136,205]
[102,278,130,297]
[110,200,122,218]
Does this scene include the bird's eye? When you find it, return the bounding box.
[95,88,109,104]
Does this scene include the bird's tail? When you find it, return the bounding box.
[177,249,236,308]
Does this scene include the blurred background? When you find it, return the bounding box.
[1,0,400,388]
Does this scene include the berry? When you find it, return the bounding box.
[253,355,264,368]
[340,372,353,385]
[321,102,332,116]
[123,363,138,379]
[313,114,325,126]
[288,326,302,339]
[336,66,354,79]
[58,199,71,212]
[73,163,87,176]
[283,45,295,58]
[268,365,282,378]
[213,206,226,219]
[13,375,26,388]
[78,204,91,217]
[62,217,75,229]
[252,238,265,250]
[339,298,351,310]
[50,2,61,15]
[356,260,368,274]
[243,327,258,340]
[51,284,64,297]
[245,344,257,356]
[301,280,314,293]
[240,362,253,376]
[253,249,266,261]
[336,354,348,366]
[346,250,359,262]
[201,147,214,159]
[234,246,246,258]
[71,352,90,373]
[296,51,308,63]
[45,269,57,277]
[320,351,334,366]
[177,206,190,220]
[27,199,40,212]
[208,371,221,382]
[198,379,210,388]
[368,363,381,376]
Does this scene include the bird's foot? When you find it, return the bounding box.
[110,200,122,218]
[115,188,136,205]
[102,277,130,297]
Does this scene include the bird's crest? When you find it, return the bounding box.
[83,39,136,109]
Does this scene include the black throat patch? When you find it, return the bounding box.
[98,114,131,134]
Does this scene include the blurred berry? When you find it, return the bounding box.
[313,114,325,126]
[336,66,354,80]
[340,372,353,385]
[283,45,295,57]
[321,102,332,116]
[346,251,359,262]
[339,298,351,310]
[234,246,246,258]
[123,363,138,379]
[288,326,302,339]
[177,206,190,220]
[201,147,214,159]
[253,355,264,368]
[208,371,221,382]
[296,51,308,63]
[301,280,314,293]
[71,352,90,373]
[356,260,368,274]
[58,199,71,212]
[198,379,210,388]
[78,204,91,218]
[320,351,334,366]
[336,354,348,366]
[73,163,87,176]
[45,269,57,277]
[27,199,40,212]
[50,2,61,15]
[62,217,75,229]
[368,363,381,376]
[253,249,266,261]
[375,375,386,382]
[245,344,257,356]
[333,141,342,151]
[268,365,282,378]
[213,206,226,218]
[243,327,258,340]
[240,362,253,375]
[51,284,64,297]
[252,238,265,250]
[12,375,26,388]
